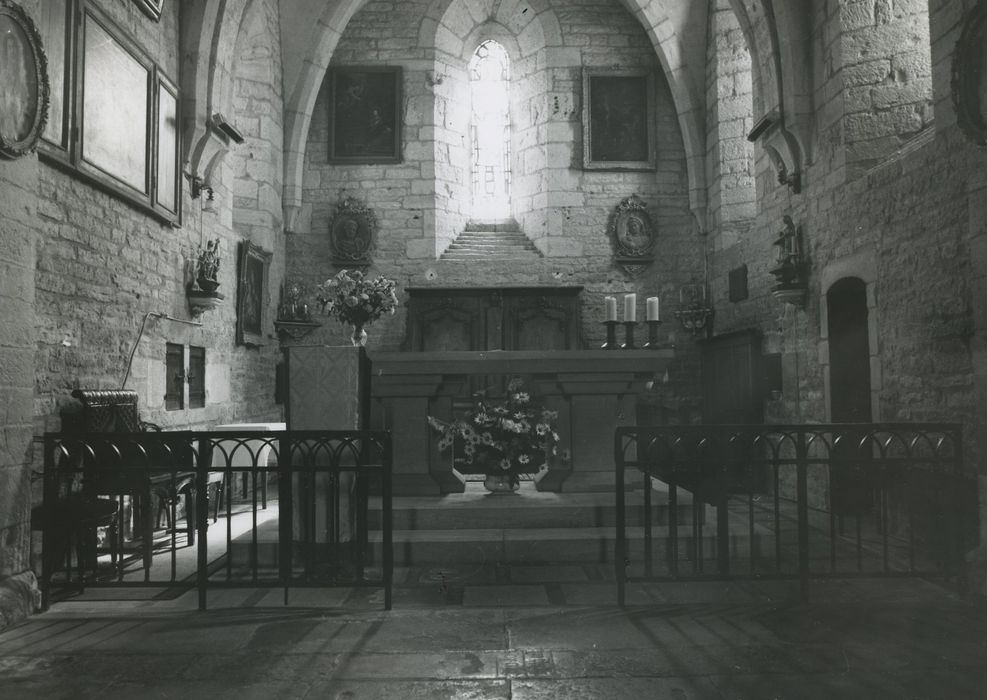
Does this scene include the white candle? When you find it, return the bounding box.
[604,296,617,322]
[623,293,637,322]
[646,296,660,321]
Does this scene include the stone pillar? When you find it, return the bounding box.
[285,345,369,546]
[966,162,987,599]
[0,152,40,628]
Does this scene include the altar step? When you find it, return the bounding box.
[228,485,771,568]
[441,225,542,260]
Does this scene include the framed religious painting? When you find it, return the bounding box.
[0,0,50,159]
[951,0,987,146]
[328,65,402,164]
[582,68,656,171]
[133,0,164,22]
[236,241,273,347]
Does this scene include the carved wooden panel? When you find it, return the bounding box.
[404,287,584,352]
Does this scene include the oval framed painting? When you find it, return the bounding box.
[0,0,49,159]
[952,0,987,146]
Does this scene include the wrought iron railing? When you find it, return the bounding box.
[614,424,973,604]
[40,430,392,611]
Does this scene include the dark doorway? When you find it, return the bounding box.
[701,329,763,425]
[827,278,872,422]
[826,277,873,515]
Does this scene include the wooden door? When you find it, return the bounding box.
[827,277,873,515]
[701,329,763,425]
[827,278,872,422]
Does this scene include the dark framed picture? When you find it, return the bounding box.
[132,0,164,22]
[236,241,273,347]
[951,0,987,146]
[80,8,152,196]
[328,65,402,164]
[582,69,655,171]
[0,0,50,160]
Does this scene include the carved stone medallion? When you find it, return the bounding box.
[608,195,656,277]
[329,196,378,266]
[952,0,987,146]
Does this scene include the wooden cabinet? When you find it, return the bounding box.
[402,287,585,352]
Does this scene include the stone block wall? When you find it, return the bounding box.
[290,0,704,359]
[0,0,289,622]
[707,0,986,517]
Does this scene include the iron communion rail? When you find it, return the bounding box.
[40,430,393,611]
[614,423,974,604]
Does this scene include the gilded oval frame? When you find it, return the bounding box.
[0,0,49,159]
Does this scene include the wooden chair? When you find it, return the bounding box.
[69,390,197,572]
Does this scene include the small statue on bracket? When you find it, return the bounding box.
[194,238,221,292]
[770,215,809,306]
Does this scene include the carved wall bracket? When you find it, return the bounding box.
[748,111,803,194]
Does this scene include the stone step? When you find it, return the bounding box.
[228,522,772,568]
[440,227,542,260]
[366,490,701,530]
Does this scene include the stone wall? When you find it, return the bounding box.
[0,0,288,626]
[290,0,705,363]
[707,0,986,518]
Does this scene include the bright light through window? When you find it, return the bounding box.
[470,41,511,221]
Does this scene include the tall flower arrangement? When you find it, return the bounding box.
[427,378,565,487]
[315,269,398,343]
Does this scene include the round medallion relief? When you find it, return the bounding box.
[952,0,987,146]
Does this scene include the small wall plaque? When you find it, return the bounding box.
[329,197,378,266]
[608,195,656,278]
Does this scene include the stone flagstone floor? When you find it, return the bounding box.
[1,571,986,699]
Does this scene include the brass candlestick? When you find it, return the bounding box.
[643,320,662,349]
[601,320,619,349]
[621,321,638,349]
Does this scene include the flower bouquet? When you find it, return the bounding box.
[427,377,564,489]
[315,269,399,345]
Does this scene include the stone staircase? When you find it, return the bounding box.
[229,484,772,570]
[440,221,542,261]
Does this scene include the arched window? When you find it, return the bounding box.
[469,40,511,221]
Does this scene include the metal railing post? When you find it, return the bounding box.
[615,429,627,607]
[196,434,209,611]
[279,432,293,606]
[383,435,393,610]
[796,427,810,603]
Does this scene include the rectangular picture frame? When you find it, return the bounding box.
[133,0,164,22]
[328,65,402,164]
[236,241,272,347]
[582,68,656,171]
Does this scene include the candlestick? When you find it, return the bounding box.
[621,321,637,349]
[643,319,662,349]
[601,320,619,349]
[646,296,660,321]
[604,296,617,322]
[623,293,637,322]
